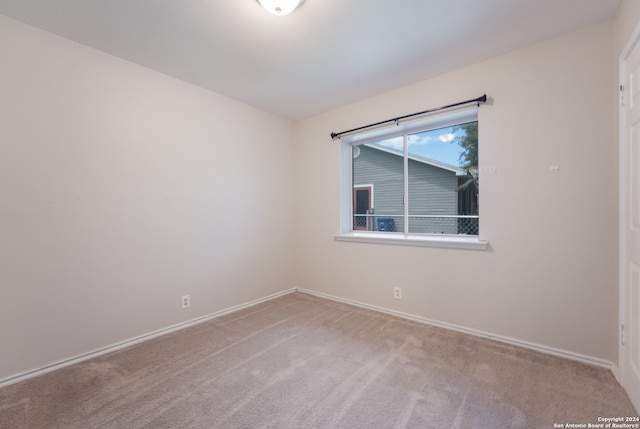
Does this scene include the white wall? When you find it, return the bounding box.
[293,20,618,363]
[0,15,294,381]
[616,0,640,53]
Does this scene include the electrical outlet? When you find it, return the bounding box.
[181,294,190,309]
[393,287,402,300]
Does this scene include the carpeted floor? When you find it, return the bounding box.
[0,292,636,428]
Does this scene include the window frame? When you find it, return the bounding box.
[336,106,488,250]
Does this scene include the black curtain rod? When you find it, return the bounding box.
[330,94,487,140]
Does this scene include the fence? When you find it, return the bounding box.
[353,214,479,235]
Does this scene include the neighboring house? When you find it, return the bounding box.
[353,144,478,234]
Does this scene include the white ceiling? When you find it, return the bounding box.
[0,0,622,120]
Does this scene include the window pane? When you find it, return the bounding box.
[404,122,478,235]
[352,141,405,233]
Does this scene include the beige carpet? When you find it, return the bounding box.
[0,292,636,429]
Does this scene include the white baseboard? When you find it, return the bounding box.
[0,288,297,389]
[1,287,615,389]
[297,288,615,372]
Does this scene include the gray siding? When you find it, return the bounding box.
[353,145,458,234]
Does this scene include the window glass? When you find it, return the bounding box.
[352,138,405,233]
[350,120,478,236]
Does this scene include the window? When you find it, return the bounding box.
[337,106,487,250]
[353,185,373,230]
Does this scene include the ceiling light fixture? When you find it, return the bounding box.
[257,0,304,16]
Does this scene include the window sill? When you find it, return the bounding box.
[335,232,488,250]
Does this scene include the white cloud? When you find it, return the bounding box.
[378,136,403,150]
[438,133,455,142]
[408,134,432,146]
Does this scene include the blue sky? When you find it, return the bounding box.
[377,126,466,167]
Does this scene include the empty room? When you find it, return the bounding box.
[1,0,640,427]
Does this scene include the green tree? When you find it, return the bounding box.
[452,122,478,191]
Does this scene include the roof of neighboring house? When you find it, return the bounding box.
[363,143,468,176]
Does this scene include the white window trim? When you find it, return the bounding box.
[336,105,488,251]
[335,232,488,250]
